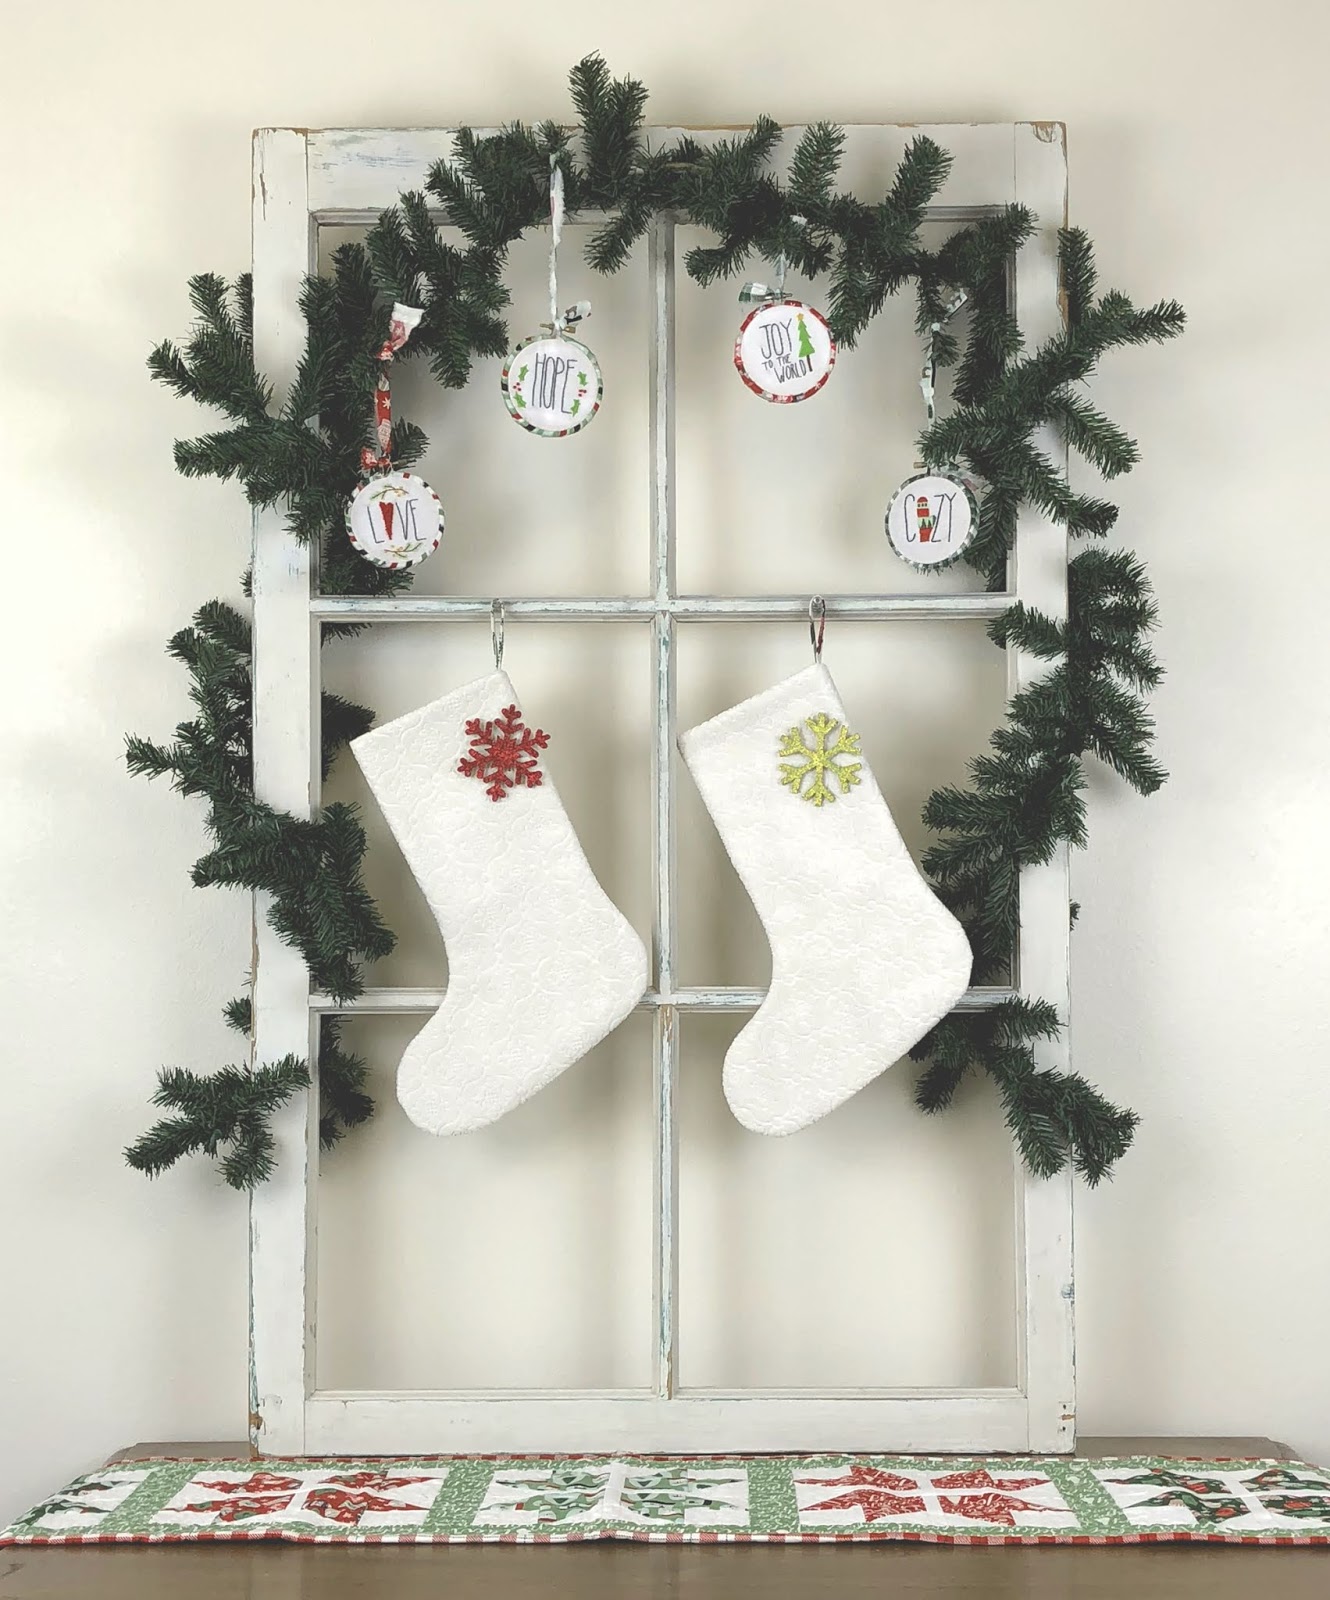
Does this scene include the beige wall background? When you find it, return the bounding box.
[2,0,1328,1521]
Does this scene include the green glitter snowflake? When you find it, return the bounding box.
[778,711,863,806]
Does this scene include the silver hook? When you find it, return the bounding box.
[491,599,505,671]
[809,595,826,664]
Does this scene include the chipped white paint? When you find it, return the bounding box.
[309,592,1013,622]
[304,123,1037,221]
[250,122,1075,1455]
[248,128,319,1456]
[302,1390,1032,1455]
[1010,120,1077,1454]
[648,215,681,1400]
[310,984,1021,1015]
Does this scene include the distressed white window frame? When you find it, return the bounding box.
[248,121,1073,1456]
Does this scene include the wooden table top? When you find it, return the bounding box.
[3,1438,1325,1599]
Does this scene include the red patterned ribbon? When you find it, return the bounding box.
[360,303,423,474]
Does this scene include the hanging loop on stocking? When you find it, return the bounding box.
[491,599,505,671]
[809,595,826,664]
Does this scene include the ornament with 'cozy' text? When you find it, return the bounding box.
[734,298,836,404]
[884,469,978,570]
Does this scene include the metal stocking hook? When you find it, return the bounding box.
[491,599,505,671]
[809,595,826,664]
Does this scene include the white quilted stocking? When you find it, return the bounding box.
[679,664,973,1134]
[351,671,647,1134]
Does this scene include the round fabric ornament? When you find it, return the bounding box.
[346,470,444,571]
[501,332,602,438]
[884,468,978,569]
[734,298,836,404]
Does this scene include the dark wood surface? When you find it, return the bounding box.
[3,1438,1325,1600]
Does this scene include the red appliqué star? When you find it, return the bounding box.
[800,1464,925,1522]
[930,1468,1056,1528]
[931,1469,1047,1491]
[185,1472,304,1522]
[937,1491,1052,1526]
[799,1465,1058,1528]
[304,1474,434,1526]
[458,705,550,802]
[185,1492,298,1523]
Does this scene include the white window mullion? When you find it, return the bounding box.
[307,592,1013,623]
[649,216,681,1398]
[312,983,1020,1015]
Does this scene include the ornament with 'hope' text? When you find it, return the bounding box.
[502,333,602,438]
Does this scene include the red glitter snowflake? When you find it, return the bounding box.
[458,704,550,801]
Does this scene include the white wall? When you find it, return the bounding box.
[2,0,1328,1522]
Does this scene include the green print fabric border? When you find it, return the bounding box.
[5,1455,1329,1547]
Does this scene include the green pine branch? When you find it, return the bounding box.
[125,1056,309,1190]
[910,1001,1136,1185]
[319,1019,375,1149]
[125,600,392,1003]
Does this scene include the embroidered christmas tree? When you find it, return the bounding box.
[458,705,550,802]
[778,711,863,805]
[796,311,815,363]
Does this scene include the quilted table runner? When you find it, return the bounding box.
[4,1454,1330,1547]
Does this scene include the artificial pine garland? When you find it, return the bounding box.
[125,55,1182,1190]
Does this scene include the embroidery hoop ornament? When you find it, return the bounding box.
[502,331,602,438]
[346,471,445,572]
[733,233,836,404]
[884,291,978,571]
[346,303,445,570]
[884,468,979,572]
[502,157,603,438]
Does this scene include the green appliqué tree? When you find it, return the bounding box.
[129,55,1182,1189]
